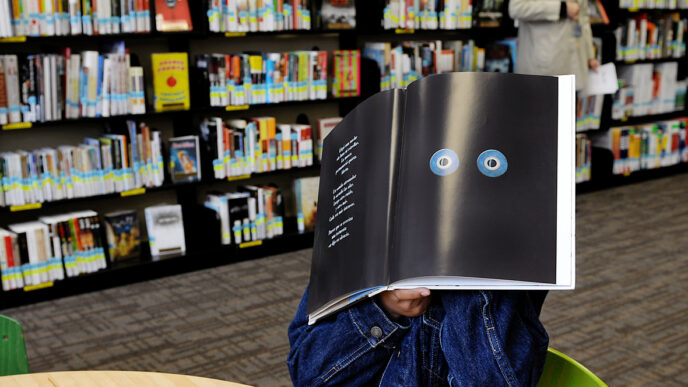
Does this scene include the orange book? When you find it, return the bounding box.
[154,0,193,31]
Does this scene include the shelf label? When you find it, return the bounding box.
[10,203,42,212]
[2,122,32,130]
[225,32,247,37]
[239,240,263,248]
[121,187,146,197]
[226,104,249,111]
[0,36,27,43]
[395,28,415,34]
[24,282,54,292]
[228,174,251,181]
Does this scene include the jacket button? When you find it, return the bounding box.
[370,326,383,338]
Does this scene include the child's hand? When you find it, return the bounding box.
[378,288,431,320]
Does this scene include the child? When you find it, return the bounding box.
[288,287,549,386]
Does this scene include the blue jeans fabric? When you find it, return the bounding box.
[288,287,549,386]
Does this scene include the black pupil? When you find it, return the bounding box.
[440,158,449,167]
[487,159,497,168]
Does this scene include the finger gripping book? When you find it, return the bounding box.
[308,72,576,325]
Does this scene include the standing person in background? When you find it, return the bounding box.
[509,0,600,91]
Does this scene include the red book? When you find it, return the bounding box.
[154,0,193,32]
[4,236,14,268]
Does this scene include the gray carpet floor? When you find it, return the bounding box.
[2,174,688,386]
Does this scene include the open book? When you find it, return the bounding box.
[308,72,576,325]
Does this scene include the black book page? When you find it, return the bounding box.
[391,73,559,284]
[308,90,404,314]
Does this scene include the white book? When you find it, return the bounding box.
[208,194,231,245]
[4,55,22,123]
[101,57,111,117]
[0,0,11,37]
[82,51,99,117]
[69,0,83,35]
[145,204,186,257]
[247,196,257,241]
[44,0,56,36]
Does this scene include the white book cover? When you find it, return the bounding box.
[145,204,186,257]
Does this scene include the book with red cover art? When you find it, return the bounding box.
[155,0,193,32]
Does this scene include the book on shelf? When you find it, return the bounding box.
[612,62,687,120]
[307,72,576,325]
[382,0,474,30]
[104,210,141,263]
[315,117,343,160]
[205,184,285,245]
[196,50,329,107]
[168,135,202,183]
[473,0,506,28]
[151,52,190,112]
[0,210,107,291]
[331,50,360,98]
[2,222,63,290]
[320,0,356,29]
[576,134,592,183]
[576,94,604,132]
[145,204,186,257]
[293,176,318,233]
[0,0,151,38]
[363,40,486,91]
[0,228,23,291]
[0,120,164,208]
[199,116,314,179]
[614,13,687,61]
[0,45,146,125]
[155,0,193,32]
[38,211,107,277]
[207,0,314,33]
[592,119,688,175]
[587,0,609,25]
[485,42,514,73]
[619,0,688,10]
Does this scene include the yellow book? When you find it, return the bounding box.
[151,53,190,112]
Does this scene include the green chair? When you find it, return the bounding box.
[0,315,29,376]
[537,347,606,387]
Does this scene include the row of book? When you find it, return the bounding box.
[619,0,688,9]
[197,49,360,106]
[200,115,341,179]
[205,185,284,245]
[0,46,146,125]
[0,120,164,208]
[0,0,152,38]
[0,211,106,291]
[576,134,592,183]
[207,0,313,33]
[202,117,307,179]
[363,40,497,91]
[0,204,186,291]
[614,13,686,62]
[612,62,687,120]
[592,119,688,175]
[576,94,604,132]
[382,0,473,30]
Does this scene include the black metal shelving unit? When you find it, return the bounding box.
[579,0,688,191]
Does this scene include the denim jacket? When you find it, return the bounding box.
[288,287,549,386]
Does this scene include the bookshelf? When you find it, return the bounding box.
[0,0,686,306]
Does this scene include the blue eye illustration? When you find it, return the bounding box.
[430,149,459,176]
[477,150,508,177]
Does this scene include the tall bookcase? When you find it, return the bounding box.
[1,0,686,308]
[577,1,688,192]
